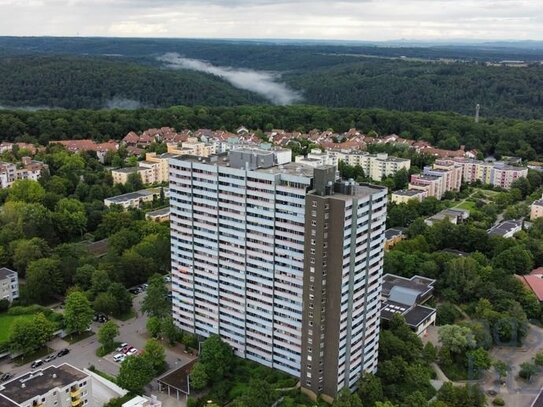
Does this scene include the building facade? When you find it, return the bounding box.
[0,267,18,302]
[169,149,387,399]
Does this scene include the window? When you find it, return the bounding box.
[312,201,318,208]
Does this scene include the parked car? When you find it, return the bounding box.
[94,313,109,323]
[30,360,43,369]
[129,287,141,295]
[164,275,171,283]
[126,348,138,356]
[57,348,70,357]
[113,353,126,363]
[44,354,56,363]
[0,373,12,382]
[116,342,128,352]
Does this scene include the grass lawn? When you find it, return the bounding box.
[454,200,477,211]
[0,314,35,343]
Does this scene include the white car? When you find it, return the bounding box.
[126,348,138,356]
[113,353,126,363]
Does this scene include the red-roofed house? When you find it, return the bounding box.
[516,268,543,302]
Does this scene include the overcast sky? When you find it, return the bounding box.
[0,0,541,40]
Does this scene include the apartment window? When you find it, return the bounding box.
[310,248,315,255]
[325,204,329,210]
[324,223,328,229]
[312,210,317,217]
[311,239,316,246]
[312,201,318,208]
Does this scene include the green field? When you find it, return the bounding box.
[454,200,477,211]
[0,314,34,343]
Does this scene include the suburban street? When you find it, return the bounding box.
[0,291,195,388]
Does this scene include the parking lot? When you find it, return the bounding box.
[0,288,195,383]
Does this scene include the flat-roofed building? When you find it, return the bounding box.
[390,189,427,204]
[380,274,437,336]
[104,188,169,209]
[0,364,92,407]
[337,152,410,181]
[488,219,524,238]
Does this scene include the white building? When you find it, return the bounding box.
[0,267,18,302]
[338,152,410,181]
[169,149,387,399]
[0,364,92,407]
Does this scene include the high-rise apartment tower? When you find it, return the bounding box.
[169,148,387,399]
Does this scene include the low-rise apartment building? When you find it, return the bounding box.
[390,189,427,204]
[453,159,528,190]
[104,188,169,209]
[531,196,543,220]
[111,153,176,185]
[0,267,19,302]
[0,158,48,188]
[339,152,411,181]
[0,364,92,407]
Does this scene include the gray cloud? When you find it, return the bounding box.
[159,53,302,105]
[0,0,541,40]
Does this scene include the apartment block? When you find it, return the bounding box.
[0,162,16,188]
[166,137,216,158]
[0,267,19,302]
[453,159,528,190]
[0,364,92,407]
[390,189,427,204]
[531,196,543,220]
[111,153,175,185]
[104,188,169,209]
[169,148,387,399]
[409,174,444,199]
[339,152,410,181]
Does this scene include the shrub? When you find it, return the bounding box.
[493,397,505,406]
[0,299,9,313]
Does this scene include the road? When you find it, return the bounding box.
[0,291,195,382]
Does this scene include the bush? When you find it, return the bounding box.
[0,299,9,313]
[436,303,462,325]
[186,398,198,407]
[8,305,49,315]
[493,397,505,406]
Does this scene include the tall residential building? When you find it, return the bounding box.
[0,267,19,302]
[0,364,92,407]
[169,148,387,399]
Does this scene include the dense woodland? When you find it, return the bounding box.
[0,37,543,118]
[2,106,543,160]
[0,56,264,109]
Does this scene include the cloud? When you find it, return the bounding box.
[0,0,541,40]
[159,53,303,105]
[104,97,143,109]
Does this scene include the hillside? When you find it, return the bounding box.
[0,55,265,109]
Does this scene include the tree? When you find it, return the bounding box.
[117,355,154,393]
[436,383,485,407]
[467,348,492,377]
[98,321,119,354]
[199,335,234,383]
[8,179,45,203]
[357,372,384,407]
[146,316,162,338]
[74,264,96,291]
[333,389,363,407]
[189,362,209,390]
[53,198,87,239]
[25,257,63,303]
[141,339,167,375]
[438,325,476,354]
[492,245,534,275]
[93,292,118,316]
[141,274,170,318]
[64,290,94,335]
[107,283,133,316]
[519,362,538,382]
[232,379,276,407]
[161,316,180,345]
[9,237,49,276]
[493,360,509,382]
[9,313,55,355]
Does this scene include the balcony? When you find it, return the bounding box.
[71,399,82,407]
[70,388,81,398]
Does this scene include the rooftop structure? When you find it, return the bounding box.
[0,364,91,407]
[381,274,436,336]
[104,188,169,209]
[488,220,524,238]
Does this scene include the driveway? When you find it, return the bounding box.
[0,291,195,383]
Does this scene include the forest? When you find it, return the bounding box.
[0,37,543,118]
[2,106,543,160]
